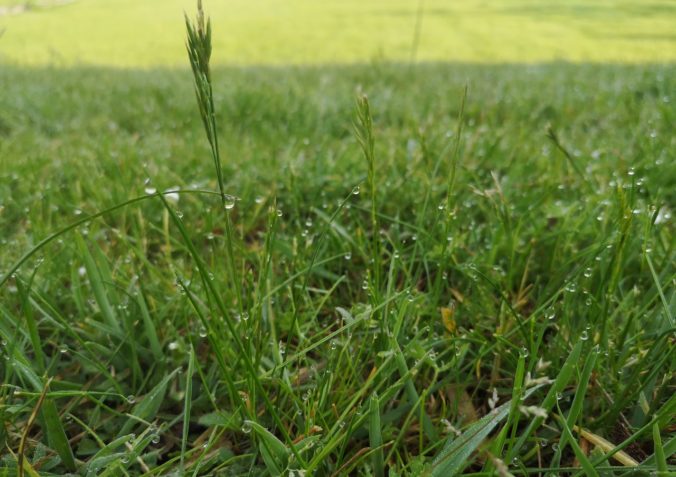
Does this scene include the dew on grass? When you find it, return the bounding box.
[121,454,130,464]
[241,421,252,434]
[240,311,249,321]
[151,434,160,444]
[145,187,157,195]
[255,196,264,204]
[127,395,136,404]
[343,252,352,261]
[627,167,635,176]
[520,347,529,358]
[168,341,179,351]
[580,330,589,341]
[59,345,68,354]
[352,186,360,195]
[276,209,283,217]
[584,267,592,278]
[198,326,207,338]
[223,195,236,210]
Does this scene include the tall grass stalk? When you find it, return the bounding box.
[185,0,242,312]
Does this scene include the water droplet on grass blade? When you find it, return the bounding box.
[223,195,236,210]
[241,421,253,434]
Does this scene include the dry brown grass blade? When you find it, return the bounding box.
[573,425,639,467]
[18,376,53,477]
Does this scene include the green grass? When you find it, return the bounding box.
[0,1,675,476]
[1,0,676,66]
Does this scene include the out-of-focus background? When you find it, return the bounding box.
[1,0,675,67]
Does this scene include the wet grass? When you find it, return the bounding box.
[0,8,675,473]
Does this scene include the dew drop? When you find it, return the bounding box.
[241,421,253,434]
[223,195,236,210]
[127,395,136,404]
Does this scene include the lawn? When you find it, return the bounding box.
[0,1,674,476]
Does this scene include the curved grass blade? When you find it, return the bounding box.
[245,420,290,476]
[431,386,540,476]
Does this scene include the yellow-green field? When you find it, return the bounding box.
[1,0,675,66]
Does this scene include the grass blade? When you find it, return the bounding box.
[369,393,385,477]
[556,411,599,477]
[245,420,290,476]
[181,345,196,472]
[431,386,540,476]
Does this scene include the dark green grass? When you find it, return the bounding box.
[0,62,674,475]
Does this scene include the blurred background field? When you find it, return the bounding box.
[1,0,675,66]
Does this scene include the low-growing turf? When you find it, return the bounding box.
[0,5,675,476]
